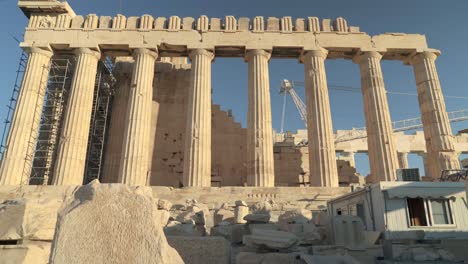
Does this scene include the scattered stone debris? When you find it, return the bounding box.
[243,229,299,250]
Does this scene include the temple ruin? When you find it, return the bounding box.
[0,1,467,263]
[0,0,462,188]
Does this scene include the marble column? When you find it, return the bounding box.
[53,48,101,185]
[246,49,275,187]
[354,51,398,182]
[118,49,158,185]
[408,51,460,178]
[418,152,431,177]
[0,47,52,185]
[301,49,339,187]
[183,49,214,187]
[101,58,133,183]
[397,152,409,169]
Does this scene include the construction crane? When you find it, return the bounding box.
[279,79,468,143]
[279,79,307,133]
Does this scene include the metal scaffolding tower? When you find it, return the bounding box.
[29,57,75,185]
[1,53,116,185]
[83,58,115,184]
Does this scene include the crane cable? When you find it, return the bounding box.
[327,84,468,99]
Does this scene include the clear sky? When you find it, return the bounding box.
[0,0,467,177]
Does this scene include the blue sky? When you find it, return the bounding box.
[0,0,467,176]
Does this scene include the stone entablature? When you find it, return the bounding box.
[26,14,359,34]
[21,7,428,60]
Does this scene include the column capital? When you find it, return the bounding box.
[24,47,53,58]
[245,49,271,61]
[132,48,158,58]
[404,49,441,65]
[352,50,383,64]
[74,47,101,60]
[300,48,328,62]
[189,49,214,60]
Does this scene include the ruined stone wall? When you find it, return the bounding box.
[103,60,248,187]
[104,60,362,187]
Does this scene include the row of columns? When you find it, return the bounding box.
[0,46,460,186]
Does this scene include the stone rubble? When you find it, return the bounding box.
[49,181,183,264]
[243,229,299,250]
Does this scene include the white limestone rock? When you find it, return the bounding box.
[278,209,312,225]
[248,223,280,233]
[313,211,330,226]
[167,236,231,264]
[236,252,304,264]
[0,242,51,264]
[176,205,206,224]
[157,199,173,210]
[279,223,322,245]
[164,221,205,237]
[235,200,248,207]
[0,198,63,241]
[300,254,360,264]
[244,213,270,223]
[243,229,298,250]
[250,200,272,214]
[215,208,235,225]
[437,249,457,262]
[49,182,183,264]
[234,205,249,224]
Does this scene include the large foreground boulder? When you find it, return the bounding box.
[49,181,183,264]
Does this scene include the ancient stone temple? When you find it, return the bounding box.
[0,0,460,188]
[0,1,465,263]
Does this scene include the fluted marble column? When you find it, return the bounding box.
[397,152,409,169]
[53,48,100,185]
[101,58,133,183]
[118,49,158,185]
[0,48,52,185]
[246,49,275,187]
[301,49,338,187]
[183,49,214,187]
[354,51,398,182]
[408,51,460,178]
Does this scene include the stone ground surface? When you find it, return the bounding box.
[167,236,231,264]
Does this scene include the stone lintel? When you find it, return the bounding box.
[19,42,53,53]
[22,29,428,60]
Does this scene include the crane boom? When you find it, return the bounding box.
[280,80,308,130]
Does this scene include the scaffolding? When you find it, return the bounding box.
[29,57,75,185]
[0,51,28,161]
[83,58,115,184]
